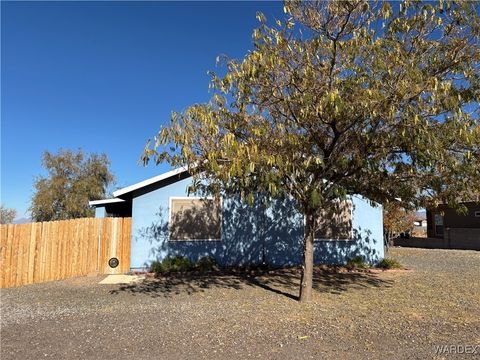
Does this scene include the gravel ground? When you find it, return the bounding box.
[1,247,479,359]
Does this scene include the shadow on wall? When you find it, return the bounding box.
[263,197,380,266]
[314,227,378,265]
[136,195,264,268]
[109,266,393,300]
[135,195,380,269]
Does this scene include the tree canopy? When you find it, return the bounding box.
[143,0,480,302]
[383,202,416,244]
[30,149,115,222]
[0,205,17,224]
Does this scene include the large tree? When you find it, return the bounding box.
[31,149,115,221]
[143,1,480,302]
[383,202,415,245]
[0,205,17,224]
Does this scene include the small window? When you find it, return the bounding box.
[169,197,221,241]
[475,211,480,217]
[314,200,353,240]
[434,214,444,236]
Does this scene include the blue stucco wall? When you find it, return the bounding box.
[130,177,264,269]
[261,196,384,266]
[95,206,106,218]
[129,178,384,270]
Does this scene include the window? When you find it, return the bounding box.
[169,197,221,241]
[475,211,480,218]
[434,214,444,236]
[314,200,353,240]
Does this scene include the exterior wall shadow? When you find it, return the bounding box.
[131,177,384,270]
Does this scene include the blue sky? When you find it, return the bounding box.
[1,1,284,218]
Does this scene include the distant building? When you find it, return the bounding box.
[426,202,480,250]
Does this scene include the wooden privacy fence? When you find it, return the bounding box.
[0,217,131,288]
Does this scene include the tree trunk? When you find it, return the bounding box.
[299,211,315,303]
[384,231,390,253]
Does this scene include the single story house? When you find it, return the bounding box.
[426,202,480,250]
[90,168,384,271]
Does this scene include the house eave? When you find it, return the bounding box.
[112,167,190,198]
[89,198,126,207]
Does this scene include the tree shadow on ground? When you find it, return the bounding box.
[109,266,394,300]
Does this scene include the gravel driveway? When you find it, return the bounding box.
[1,247,479,359]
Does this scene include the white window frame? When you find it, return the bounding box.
[312,200,354,242]
[168,196,223,242]
[474,211,480,218]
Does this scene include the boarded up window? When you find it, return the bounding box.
[315,201,352,240]
[169,198,221,241]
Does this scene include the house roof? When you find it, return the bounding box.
[89,167,191,206]
[112,167,189,198]
[89,198,126,207]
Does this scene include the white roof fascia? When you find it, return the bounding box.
[112,167,189,198]
[89,198,126,206]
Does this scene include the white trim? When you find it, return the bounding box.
[89,198,125,206]
[112,167,189,198]
[168,196,223,242]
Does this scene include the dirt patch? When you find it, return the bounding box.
[1,248,479,359]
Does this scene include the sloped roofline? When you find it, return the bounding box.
[88,198,125,206]
[112,166,189,198]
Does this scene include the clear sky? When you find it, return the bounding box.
[1,1,284,219]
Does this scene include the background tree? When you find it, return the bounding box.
[30,149,115,221]
[0,205,17,224]
[383,202,415,246]
[143,1,480,302]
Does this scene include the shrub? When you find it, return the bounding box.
[195,256,219,272]
[150,256,193,274]
[377,258,403,270]
[149,260,163,274]
[346,256,369,270]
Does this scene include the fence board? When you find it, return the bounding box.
[78,220,85,276]
[88,218,97,275]
[122,218,131,273]
[15,225,23,287]
[33,222,43,283]
[104,218,112,274]
[0,225,9,287]
[50,221,56,281]
[8,225,15,286]
[59,220,65,280]
[48,221,55,281]
[0,217,131,288]
[43,222,50,281]
[67,220,74,278]
[6,226,12,287]
[27,223,36,284]
[12,225,19,287]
